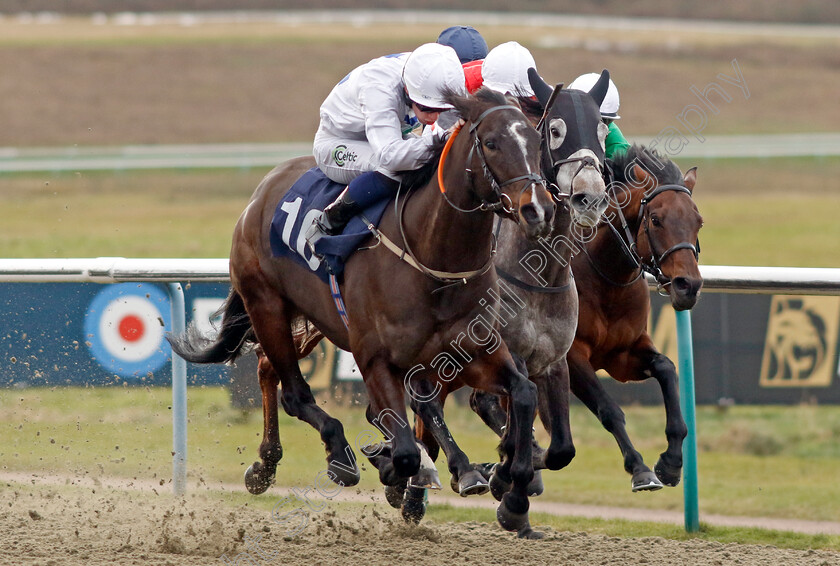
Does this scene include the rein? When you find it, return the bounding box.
[589,183,699,289]
[366,104,548,290]
[492,216,572,294]
[438,105,546,217]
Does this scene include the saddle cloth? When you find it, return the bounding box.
[269,167,390,283]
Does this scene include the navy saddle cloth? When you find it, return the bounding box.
[269,167,390,283]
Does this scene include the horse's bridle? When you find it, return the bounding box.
[536,88,605,201]
[440,104,547,219]
[590,183,700,289]
[369,104,546,290]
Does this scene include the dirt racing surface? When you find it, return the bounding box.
[2,482,838,566]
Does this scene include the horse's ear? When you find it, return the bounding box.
[683,166,698,192]
[588,69,610,108]
[633,164,656,190]
[528,67,553,107]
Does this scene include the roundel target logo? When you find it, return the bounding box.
[84,283,172,378]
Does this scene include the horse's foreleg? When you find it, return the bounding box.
[468,389,508,436]
[363,358,420,480]
[534,359,575,471]
[569,348,662,492]
[461,351,541,539]
[645,350,687,488]
[246,299,359,490]
[409,380,489,497]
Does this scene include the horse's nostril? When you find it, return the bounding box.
[570,193,607,213]
[520,203,541,225]
[673,277,698,296]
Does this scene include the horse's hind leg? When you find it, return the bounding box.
[569,349,662,492]
[245,302,359,491]
[243,348,283,494]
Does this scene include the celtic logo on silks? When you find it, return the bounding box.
[760,296,839,387]
[332,145,358,167]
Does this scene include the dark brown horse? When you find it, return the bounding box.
[168,88,555,536]
[568,145,703,491]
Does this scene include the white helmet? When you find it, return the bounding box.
[402,43,466,110]
[481,41,536,97]
[569,72,621,119]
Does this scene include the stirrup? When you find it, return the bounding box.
[304,215,330,256]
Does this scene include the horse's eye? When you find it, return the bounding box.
[550,128,561,138]
[484,140,497,150]
[650,215,661,227]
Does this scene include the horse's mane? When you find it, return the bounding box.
[398,148,442,190]
[517,96,544,125]
[609,144,683,187]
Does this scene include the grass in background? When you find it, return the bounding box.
[2,157,838,267]
[2,386,839,524]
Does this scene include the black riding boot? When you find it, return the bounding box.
[305,187,361,249]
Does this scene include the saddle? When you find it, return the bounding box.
[269,167,390,283]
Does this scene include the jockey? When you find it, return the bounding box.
[568,72,631,159]
[436,25,488,64]
[307,43,466,246]
[433,41,538,132]
[465,41,537,97]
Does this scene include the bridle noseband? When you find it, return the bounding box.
[592,182,700,290]
[440,104,546,218]
[639,185,700,283]
[536,95,605,201]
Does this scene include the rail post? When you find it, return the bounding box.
[676,309,699,532]
[167,282,188,496]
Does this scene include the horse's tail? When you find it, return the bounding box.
[167,288,255,364]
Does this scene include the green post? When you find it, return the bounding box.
[676,309,700,532]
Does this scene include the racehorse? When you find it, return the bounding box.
[168,88,556,537]
[567,145,703,491]
[394,70,613,519]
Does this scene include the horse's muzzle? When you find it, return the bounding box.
[670,276,703,311]
[570,192,608,228]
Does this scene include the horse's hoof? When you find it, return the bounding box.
[527,469,544,497]
[401,487,427,524]
[244,463,273,495]
[384,481,407,509]
[496,493,530,533]
[517,525,546,539]
[327,458,361,487]
[632,470,664,492]
[654,456,682,487]
[408,466,441,490]
[457,470,490,497]
[489,467,510,502]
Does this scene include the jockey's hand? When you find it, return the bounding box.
[429,118,465,148]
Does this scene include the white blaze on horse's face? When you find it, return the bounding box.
[510,121,551,227]
[547,117,568,151]
[556,148,608,228]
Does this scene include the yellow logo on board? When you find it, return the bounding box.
[760,296,840,388]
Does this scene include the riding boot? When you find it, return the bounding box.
[305,187,362,250]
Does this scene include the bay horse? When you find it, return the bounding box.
[567,145,703,491]
[168,88,556,536]
[393,70,613,522]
